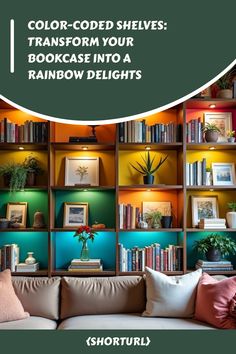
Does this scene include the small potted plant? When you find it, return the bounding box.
[193,233,236,262]
[206,167,212,186]
[144,210,162,228]
[130,151,168,184]
[23,154,43,186]
[202,123,221,143]
[73,225,98,261]
[0,162,28,192]
[226,130,235,143]
[226,202,236,228]
[216,70,235,99]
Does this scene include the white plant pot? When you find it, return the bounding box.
[226,212,236,228]
[206,172,212,186]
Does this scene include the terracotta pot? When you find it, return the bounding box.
[26,172,36,186]
[216,89,233,99]
[206,247,221,262]
[205,131,219,143]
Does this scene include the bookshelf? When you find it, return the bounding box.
[1,98,236,276]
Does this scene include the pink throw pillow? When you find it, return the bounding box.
[195,273,236,329]
[0,269,29,323]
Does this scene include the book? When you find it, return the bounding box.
[70,258,101,266]
[68,265,103,272]
[16,263,39,272]
[197,259,232,265]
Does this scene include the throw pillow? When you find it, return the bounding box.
[195,273,236,329]
[0,270,29,323]
[143,267,202,318]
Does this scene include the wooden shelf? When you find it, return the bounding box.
[187,269,236,275]
[0,143,48,151]
[187,143,236,150]
[118,271,184,276]
[118,228,183,232]
[187,185,236,191]
[119,143,183,150]
[0,186,48,191]
[51,186,115,191]
[186,98,236,109]
[52,270,116,276]
[51,228,115,232]
[11,270,48,276]
[119,185,183,191]
[51,142,115,151]
[0,228,48,232]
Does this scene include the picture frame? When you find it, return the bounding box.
[204,112,232,142]
[65,157,99,186]
[6,202,28,228]
[63,202,88,228]
[191,196,219,227]
[142,201,172,216]
[212,163,236,186]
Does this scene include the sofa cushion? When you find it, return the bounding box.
[60,276,145,319]
[12,276,60,320]
[0,270,29,323]
[195,273,236,329]
[58,313,214,330]
[0,316,57,330]
[143,267,202,318]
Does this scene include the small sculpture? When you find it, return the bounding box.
[33,211,46,228]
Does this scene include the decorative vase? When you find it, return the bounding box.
[226,212,236,228]
[161,216,173,228]
[216,89,233,99]
[25,252,36,265]
[143,175,154,184]
[33,211,46,228]
[205,131,219,143]
[206,172,212,186]
[26,172,36,186]
[0,218,9,229]
[80,240,90,261]
[206,248,221,262]
[227,137,235,143]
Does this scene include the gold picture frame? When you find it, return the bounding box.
[6,202,28,228]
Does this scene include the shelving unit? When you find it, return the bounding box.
[1,98,236,276]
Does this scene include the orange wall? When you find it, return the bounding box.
[0,109,45,124]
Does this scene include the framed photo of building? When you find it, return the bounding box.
[63,202,88,228]
[212,163,236,185]
[142,201,172,216]
[6,202,28,228]
[204,112,232,142]
[65,157,99,186]
[191,196,219,227]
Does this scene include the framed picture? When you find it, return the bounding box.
[63,202,88,228]
[212,163,236,185]
[204,112,232,142]
[142,201,172,216]
[191,196,219,227]
[65,157,99,186]
[6,202,27,228]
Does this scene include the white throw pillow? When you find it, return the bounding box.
[143,267,202,318]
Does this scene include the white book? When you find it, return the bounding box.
[186,162,190,186]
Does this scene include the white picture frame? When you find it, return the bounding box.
[212,163,236,186]
[63,202,88,228]
[6,202,28,228]
[191,196,219,227]
[204,112,232,142]
[65,157,99,186]
[142,201,172,216]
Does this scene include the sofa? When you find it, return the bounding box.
[0,275,221,330]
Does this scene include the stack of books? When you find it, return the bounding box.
[0,244,19,271]
[119,204,141,229]
[16,263,39,272]
[186,158,207,186]
[68,259,103,272]
[195,259,233,272]
[186,118,203,143]
[198,218,226,229]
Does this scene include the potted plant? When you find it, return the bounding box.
[193,233,236,262]
[202,123,221,143]
[129,151,168,184]
[23,154,43,186]
[216,70,235,99]
[226,202,236,228]
[226,130,235,143]
[144,210,162,228]
[0,163,28,192]
[206,167,212,186]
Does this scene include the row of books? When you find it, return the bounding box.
[119,204,141,229]
[118,120,181,143]
[68,258,103,272]
[0,118,48,143]
[0,244,39,272]
[186,118,203,143]
[195,259,233,271]
[186,158,207,186]
[198,218,226,229]
[118,243,183,272]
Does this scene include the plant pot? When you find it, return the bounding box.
[206,172,212,186]
[205,131,219,143]
[26,172,36,186]
[226,211,236,228]
[227,137,235,143]
[206,247,221,262]
[161,216,173,228]
[216,89,233,99]
[143,175,154,184]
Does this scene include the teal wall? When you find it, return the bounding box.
[53,231,116,270]
[0,232,48,268]
[54,190,115,228]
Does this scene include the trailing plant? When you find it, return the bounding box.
[0,163,28,191]
[129,151,168,176]
[193,233,236,257]
[23,154,43,175]
[228,202,236,212]
[202,123,221,133]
